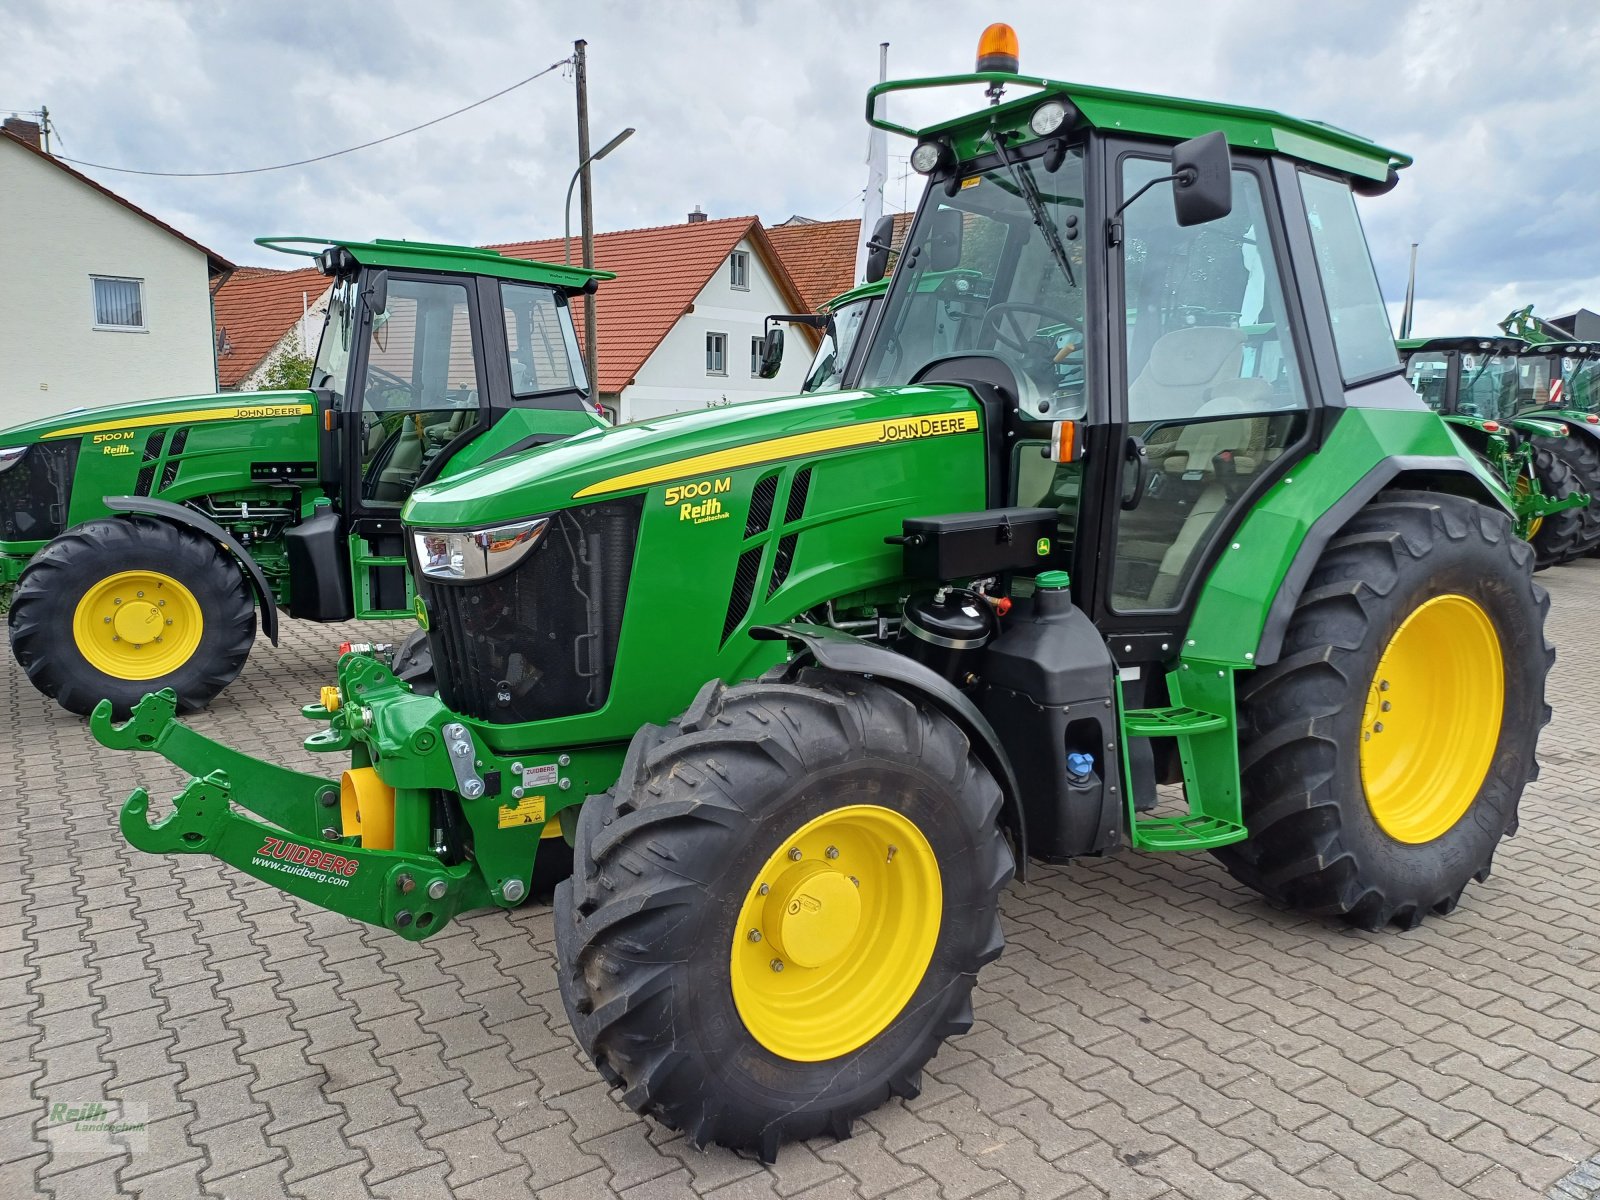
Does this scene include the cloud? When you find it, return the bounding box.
[4,0,1596,334]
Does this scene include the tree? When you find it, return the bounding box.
[260,345,315,391]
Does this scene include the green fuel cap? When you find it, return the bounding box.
[1036,570,1071,589]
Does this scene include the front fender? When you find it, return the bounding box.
[753,623,1029,877]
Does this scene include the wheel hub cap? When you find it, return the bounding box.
[112,601,163,645]
[767,865,862,968]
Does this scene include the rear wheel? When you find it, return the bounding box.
[9,516,256,716]
[1215,491,1550,930]
[554,668,1011,1161]
[1525,442,1585,568]
[1541,433,1600,554]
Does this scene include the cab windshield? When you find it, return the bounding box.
[858,144,1087,417]
[1455,352,1520,420]
[803,296,875,393]
[311,278,358,403]
[1517,351,1600,412]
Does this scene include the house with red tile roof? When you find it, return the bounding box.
[215,212,817,424]
[0,118,232,427]
[213,265,330,390]
[768,214,914,311]
[491,213,816,423]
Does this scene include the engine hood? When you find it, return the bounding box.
[402,385,985,529]
[0,389,316,448]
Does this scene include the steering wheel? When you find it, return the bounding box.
[979,303,1082,356]
[365,365,419,407]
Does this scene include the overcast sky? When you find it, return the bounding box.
[6,0,1597,336]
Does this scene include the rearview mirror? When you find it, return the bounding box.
[759,326,785,379]
[863,214,897,283]
[361,269,390,318]
[1171,131,1232,227]
[926,207,964,273]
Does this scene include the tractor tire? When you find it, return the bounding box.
[1214,491,1550,931]
[1541,433,1600,554]
[1526,442,1587,567]
[9,516,256,717]
[554,667,1012,1161]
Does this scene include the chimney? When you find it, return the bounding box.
[2,117,41,150]
[687,205,708,224]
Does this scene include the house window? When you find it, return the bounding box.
[706,332,727,375]
[751,336,765,377]
[92,276,145,330]
[729,251,750,290]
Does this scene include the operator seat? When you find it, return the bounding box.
[1127,326,1248,421]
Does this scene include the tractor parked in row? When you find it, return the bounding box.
[1400,335,1590,566]
[97,26,1549,1162]
[1,238,610,714]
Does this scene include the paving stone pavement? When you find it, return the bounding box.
[5,560,1600,1200]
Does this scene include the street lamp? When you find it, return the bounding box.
[565,127,635,264]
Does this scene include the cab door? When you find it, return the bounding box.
[345,274,487,616]
[1088,148,1315,645]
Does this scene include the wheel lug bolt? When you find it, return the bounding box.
[1379,680,1390,691]
[166,620,173,626]
[1380,701,1391,712]
[758,884,770,895]
[103,617,111,624]
[825,846,839,860]
[788,848,802,861]
[114,598,122,605]
[136,591,144,598]
[849,876,859,887]
[157,600,165,607]
[747,929,762,943]
[770,959,784,972]
[1373,722,1384,733]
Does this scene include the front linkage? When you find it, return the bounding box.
[1443,412,1588,537]
[95,650,608,941]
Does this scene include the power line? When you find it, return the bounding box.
[52,56,571,179]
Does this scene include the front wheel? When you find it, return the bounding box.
[1525,442,1585,568]
[554,668,1012,1161]
[1215,491,1551,930]
[9,516,257,716]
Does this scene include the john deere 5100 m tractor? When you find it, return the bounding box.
[97,25,1550,1161]
[2,237,609,715]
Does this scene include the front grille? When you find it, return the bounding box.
[419,498,642,723]
[0,441,79,542]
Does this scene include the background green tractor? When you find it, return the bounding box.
[2,237,610,715]
[766,277,887,395]
[1496,307,1600,550]
[1400,334,1589,566]
[97,25,1550,1162]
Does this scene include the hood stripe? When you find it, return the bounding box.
[43,403,312,439]
[572,411,979,499]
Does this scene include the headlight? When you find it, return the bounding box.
[413,517,549,582]
[1029,100,1070,137]
[0,446,27,475]
[910,140,953,175]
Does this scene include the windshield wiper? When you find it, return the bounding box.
[990,119,1075,288]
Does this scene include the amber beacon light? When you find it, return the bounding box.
[975,23,1021,74]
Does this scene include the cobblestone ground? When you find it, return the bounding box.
[4,561,1600,1200]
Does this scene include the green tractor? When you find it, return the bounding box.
[1399,335,1589,566]
[96,26,1550,1161]
[784,277,888,394]
[1496,307,1600,549]
[2,237,610,715]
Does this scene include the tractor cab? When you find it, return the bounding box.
[261,237,610,620]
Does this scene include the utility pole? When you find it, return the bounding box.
[39,105,50,154]
[574,39,599,394]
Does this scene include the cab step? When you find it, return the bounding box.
[1119,668,1249,853]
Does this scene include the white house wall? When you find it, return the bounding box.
[0,140,219,427]
[621,237,815,423]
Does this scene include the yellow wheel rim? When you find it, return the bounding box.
[1515,472,1543,540]
[730,804,941,1062]
[71,570,204,681]
[1360,594,1504,844]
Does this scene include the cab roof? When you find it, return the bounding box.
[255,235,614,291]
[869,72,1410,184]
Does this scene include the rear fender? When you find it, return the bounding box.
[103,495,279,644]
